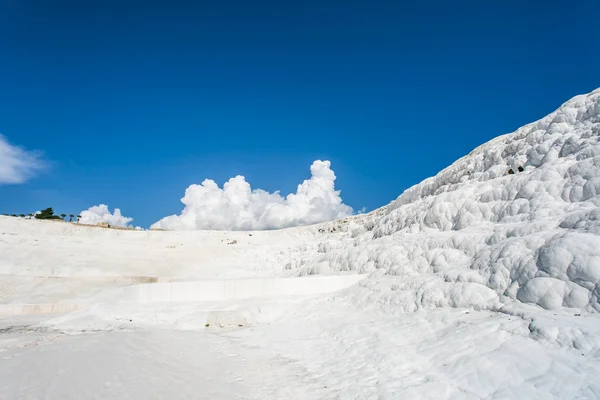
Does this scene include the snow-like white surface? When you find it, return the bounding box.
[2,89,600,399]
[296,88,600,313]
[128,275,367,303]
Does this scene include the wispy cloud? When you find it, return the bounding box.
[0,135,46,184]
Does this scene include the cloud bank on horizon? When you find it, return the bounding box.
[151,160,353,231]
[79,204,134,228]
[0,135,45,184]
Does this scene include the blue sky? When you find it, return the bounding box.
[1,0,599,227]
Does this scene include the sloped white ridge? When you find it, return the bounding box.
[0,275,365,317]
[125,275,367,303]
[298,88,600,312]
[0,302,82,316]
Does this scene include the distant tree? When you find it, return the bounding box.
[11,214,17,217]
[19,214,25,218]
[69,214,74,222]
[2,213,8,216]
[60,213,66,220]
[35,208,62,220]
[77,214,82,223]
[35,208,53,219]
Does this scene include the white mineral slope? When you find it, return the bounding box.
[0,217,325,304]
[296,88,600,313]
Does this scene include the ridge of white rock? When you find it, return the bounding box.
[295,88,600,313]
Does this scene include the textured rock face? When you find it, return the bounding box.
[300,89,600,312]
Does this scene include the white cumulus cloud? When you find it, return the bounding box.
[151,160,353,231]
[0,135,45,184]
[79,204,134,228]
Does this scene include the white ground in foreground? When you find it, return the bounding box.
[2,89,600,399]
[1,216,599,399]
